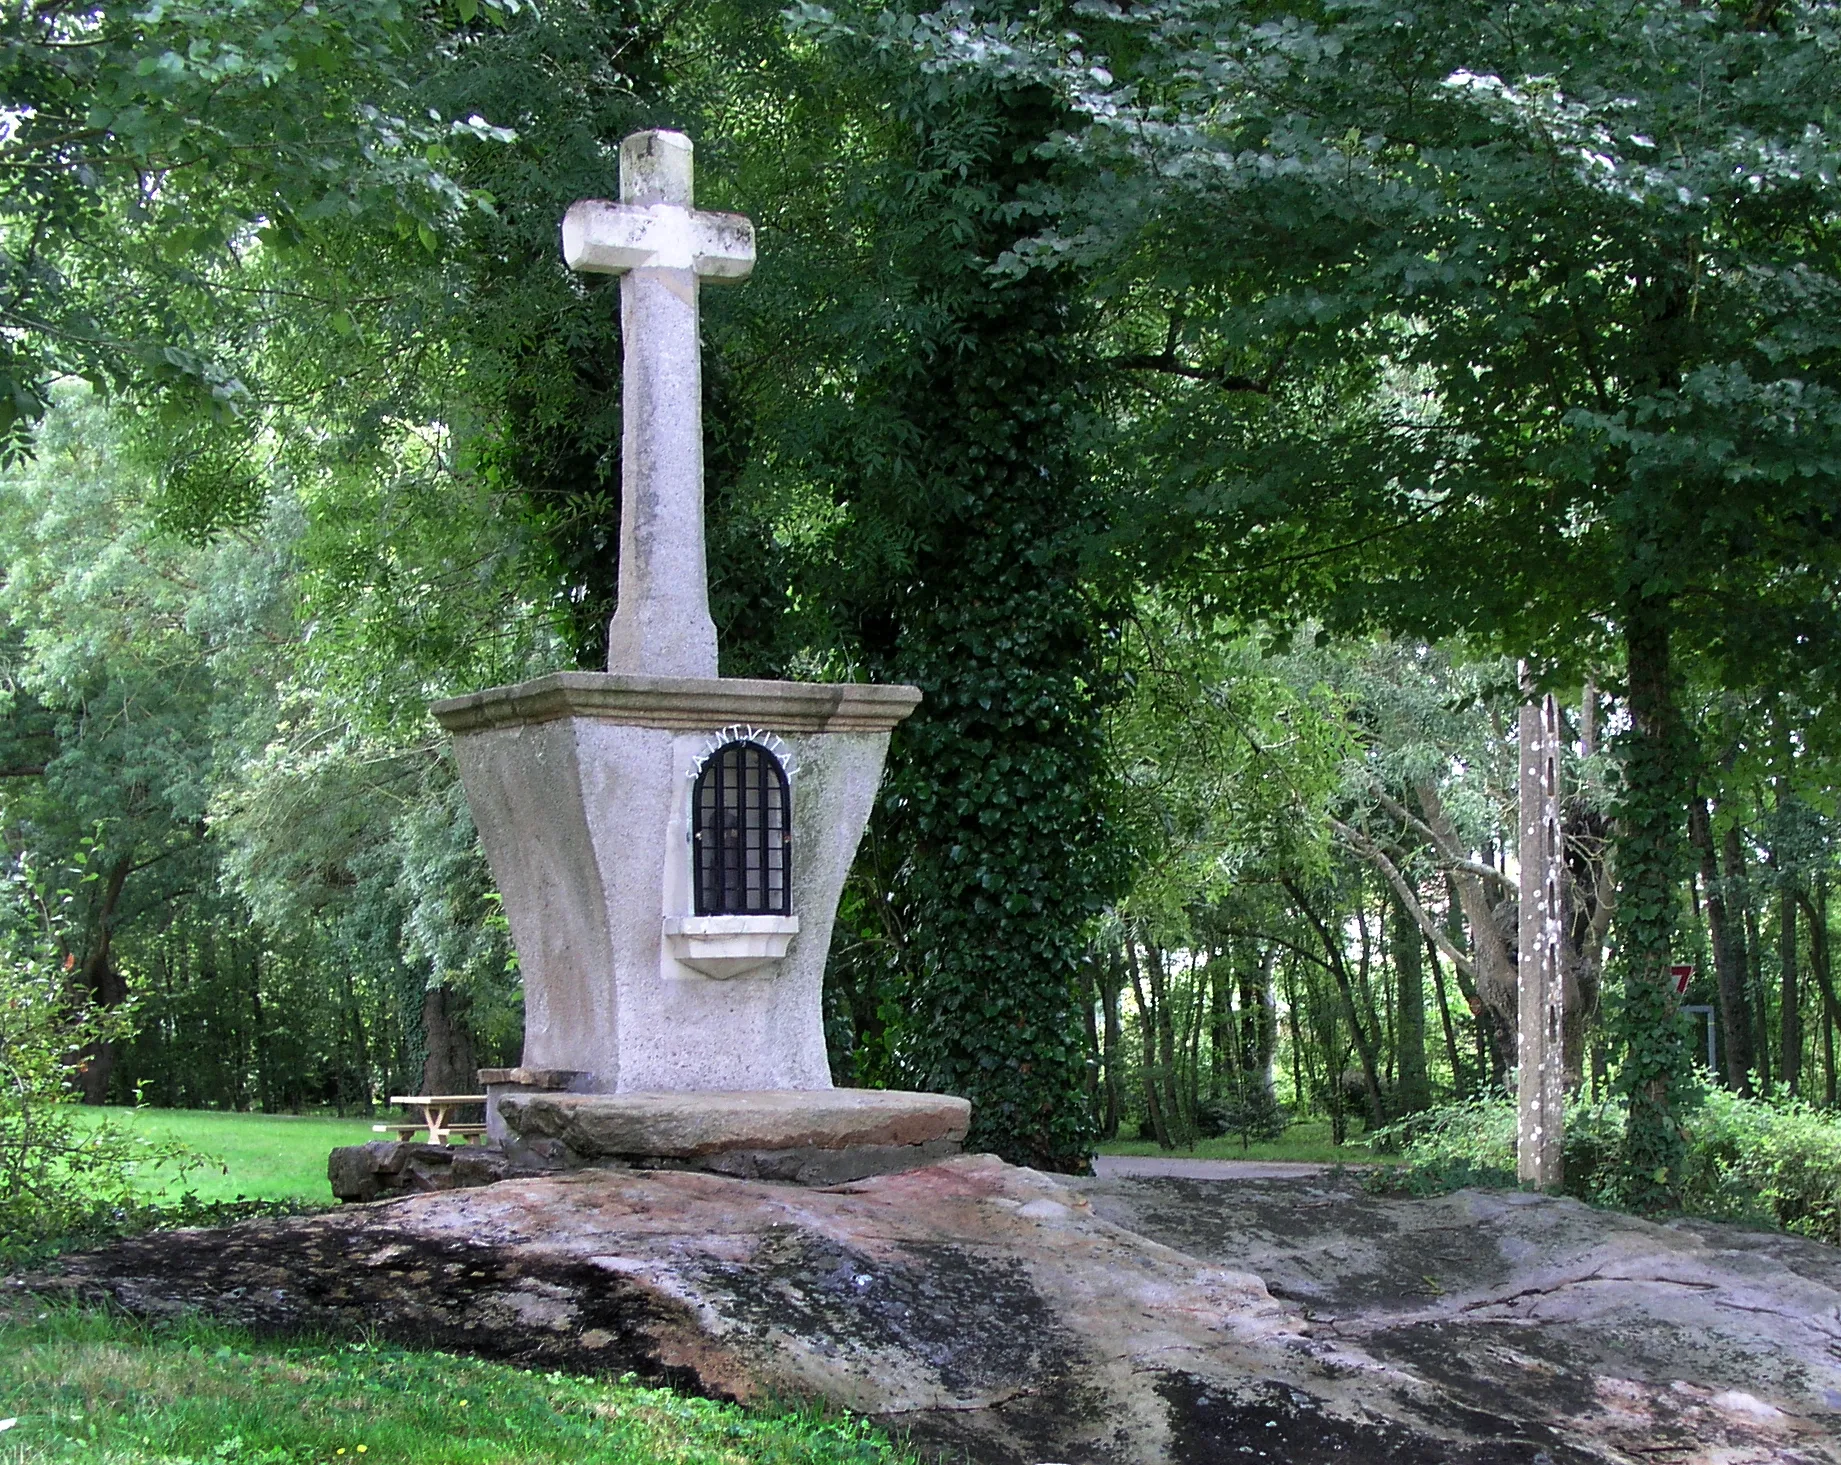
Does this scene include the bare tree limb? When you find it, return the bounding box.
[1330,815,1480,983]
[1369,785,1515,891]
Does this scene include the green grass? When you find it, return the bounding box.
[0,1305,913,1464]
[76,1107,1401,1195]
[1094,1118,1395,1165]
[73,1108,385,1205]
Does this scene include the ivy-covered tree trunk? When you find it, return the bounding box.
[853,76,1123,1172]
[1615,600,1694,1208]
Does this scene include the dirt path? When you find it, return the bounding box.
[1091,1154,1373,1180]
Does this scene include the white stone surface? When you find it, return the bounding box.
[436,134,925,1102]
[561,129,755,679]
[663,915,799,979]
[450,680,900,1091]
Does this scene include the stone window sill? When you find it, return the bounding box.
[664,915,799,979]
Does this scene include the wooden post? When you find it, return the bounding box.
[1518,686,1566,1188]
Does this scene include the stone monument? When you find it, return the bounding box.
[402,130,966,1189]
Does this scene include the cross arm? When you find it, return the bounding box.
[562,200,755,283]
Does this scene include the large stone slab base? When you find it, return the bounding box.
[329,1089,972,1202]
[496,1088,970,1173]
[27,1159,1841,1464]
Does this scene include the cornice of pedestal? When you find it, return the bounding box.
[432,671,923,735]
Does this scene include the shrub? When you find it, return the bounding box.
[1195,1088,1290,1148]
[1672,1090,1841,1244]
[0,857,199,1258]
[1372,1089,1841,1245]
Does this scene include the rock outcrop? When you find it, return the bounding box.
[19,1158,1841,1464]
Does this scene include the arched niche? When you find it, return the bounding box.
[691,738,792,917]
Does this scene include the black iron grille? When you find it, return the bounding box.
[692,740,791,916]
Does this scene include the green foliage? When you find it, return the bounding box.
[922,0,1841,1170]
[0,1307,916,1464]
[1194,1088,1289,1150]
[4,0,1839,1185]
[747,4,1134,1171]
[1613,615,1697,1209]
[0,855,198,1253]
[1376,1091,1841,1247]
[0,0,513,463]
[0,388,523,1110]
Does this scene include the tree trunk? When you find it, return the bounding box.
[1244,945,1277,1099]
[1418,786,1517,1083]
[1282,956,1306,1113]
[75,854,135,1105]
[1210,951,1236,1102]
[1285,878,1387,1129]
[1689,795,1754,1093]
[1125,938,1170,1149]
[1427,934,1466,1096]
[1795,884,1838,1110]
[1101,950,1122,1141]
[1779,887,1802,1098]
[1083,958,1101,1126]
[1145,939,1188,1144]
[1444,875,1501,1086]
[1518,691,1565,1189]
[1617,600,1692,1208]
[1392,892,1431,1113]
[1728,826,1771,1091]
[339,960,374,1116]
[420,986,478,1097]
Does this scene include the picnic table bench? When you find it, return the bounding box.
[375,1094,488,1146]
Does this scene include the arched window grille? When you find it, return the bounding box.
[692,740,791,916]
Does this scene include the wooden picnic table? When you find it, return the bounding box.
[376,1094,488,1146]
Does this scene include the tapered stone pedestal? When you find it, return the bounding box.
[432,672,921,1094]
[345,130,966,1208]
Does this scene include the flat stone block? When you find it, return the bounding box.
[432,672,921,735]
[637,1137,965,1186]
[497,1088,970,1160]
[328,1141,514,1204]
[476,1067,588,1090]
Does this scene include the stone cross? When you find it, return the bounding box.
[562,130,755,679]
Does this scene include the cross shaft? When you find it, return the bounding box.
[561,130,755,678]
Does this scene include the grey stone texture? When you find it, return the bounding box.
[325,1141,514,1203]
[434,129,927,1107]
[560,130,755,678]
[478,1066,590,1145]
[636,1137,965,1185]
[334,1091,970,1201]
[496,1088,971,1157]
[433,676,918,1093]
[33,1160,1840,1464]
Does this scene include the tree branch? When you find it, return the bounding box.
[1330,815,1479,983]
[1370,784,1514,890]
[1107,352,1271,393]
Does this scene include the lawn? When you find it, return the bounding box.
[1093,1118,1394,1165]
[76,1108,385,1204]
[73,1106,1399,1203]
[0,1305,913,1464]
